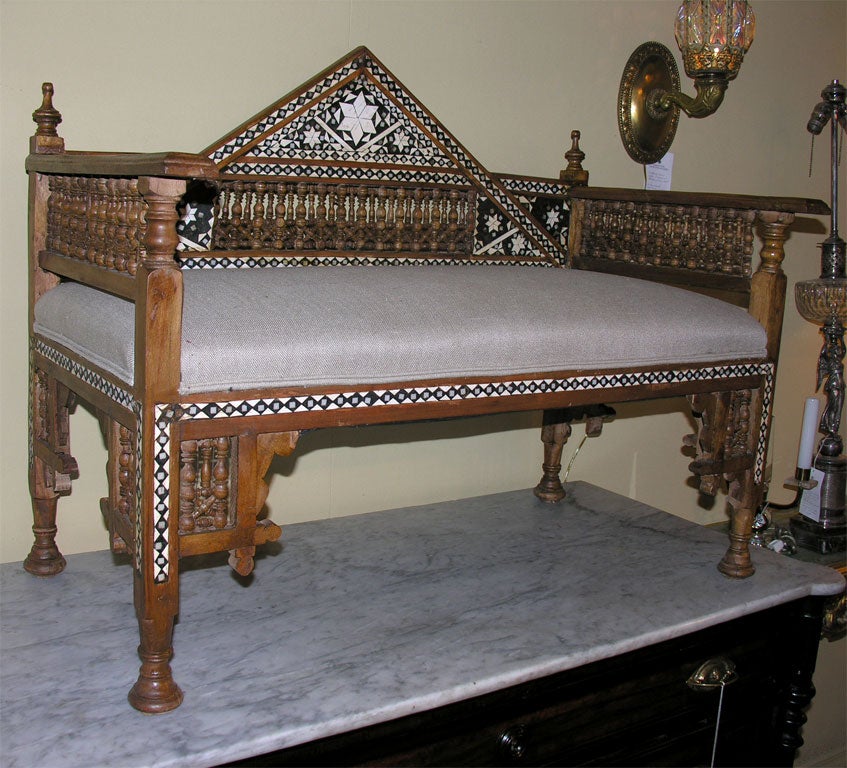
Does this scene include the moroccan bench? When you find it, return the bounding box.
[24,47,828,713]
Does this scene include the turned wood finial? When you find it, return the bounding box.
[561,130,589,186]
[31,82,64,154]
[33,83,61,135]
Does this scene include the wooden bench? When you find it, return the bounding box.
[24,47,828,713]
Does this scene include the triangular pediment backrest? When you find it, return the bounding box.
[199,47,569,266]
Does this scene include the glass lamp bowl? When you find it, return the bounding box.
[675,0,756,79]
[795,279,847,325]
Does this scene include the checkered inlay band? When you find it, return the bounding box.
[33,338,135,410]
[221,163,469,186]
[178,255,555,270]
[498,177,570,196]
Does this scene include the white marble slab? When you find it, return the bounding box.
[1,482,843,768]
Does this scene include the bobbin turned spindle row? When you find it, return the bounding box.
[213,180,476,253]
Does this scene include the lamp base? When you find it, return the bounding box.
[789,452,846,554]
[790,516,846,554]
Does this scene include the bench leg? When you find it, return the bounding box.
[719,468,758,578]
[128,567,183,713]
[128,406,183,713]
[534,409,572,502]
[686,387,765,579]
[24,462,66,576]
[534,406,615,502]
[25,368,74,576]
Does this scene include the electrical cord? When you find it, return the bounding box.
[763,488,803,511]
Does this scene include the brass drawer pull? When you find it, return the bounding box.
[686,657,738,690]
[687,657,738,767]
[499,724,529,762]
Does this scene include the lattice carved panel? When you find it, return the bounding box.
[576,199,756,277]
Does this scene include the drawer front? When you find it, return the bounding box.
[361,636,778,767]
[227,600,813,767]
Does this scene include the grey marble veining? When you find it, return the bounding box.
[1,482,843,768]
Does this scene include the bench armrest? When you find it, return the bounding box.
[567,186,829,364]
[568,186,829,216]
[26,150,219,180]
[568,186,828,293]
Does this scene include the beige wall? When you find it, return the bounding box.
[1,0,844,763]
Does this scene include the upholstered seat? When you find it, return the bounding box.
[34,266,767,395]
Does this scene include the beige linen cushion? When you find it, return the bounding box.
[34,265,767,395]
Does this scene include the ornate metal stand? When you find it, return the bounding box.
[791,80,847,554]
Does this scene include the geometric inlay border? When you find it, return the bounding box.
[178,255,555,270]
[150,361,774,583]
[32,338,135,411]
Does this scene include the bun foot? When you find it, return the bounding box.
[24,525,66,576]
[533,480,566,503]
[128,650,184,714]
[718,551,755,579]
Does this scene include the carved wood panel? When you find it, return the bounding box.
[211,180,476,254]
[46,176,146,274]
[32,367,76,494]
[574,199,756,277]
[178,437,237,534]
[686,388,756,495]
[101,418,136,555]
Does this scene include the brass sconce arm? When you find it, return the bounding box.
[650,76,729,120]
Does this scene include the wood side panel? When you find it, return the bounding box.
[29,173,60,327]
[39,251,136,299]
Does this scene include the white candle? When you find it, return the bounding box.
[797,397,820,470]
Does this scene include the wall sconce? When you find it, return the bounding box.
[618,0,756,164]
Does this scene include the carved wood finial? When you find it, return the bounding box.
[33,83,61,135]
[31,82,65,154]
[561,129,589,186]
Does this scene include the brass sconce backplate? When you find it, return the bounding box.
[618,42,681,165]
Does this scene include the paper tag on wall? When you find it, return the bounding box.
[645,153,673,190]
[798,467,825,522]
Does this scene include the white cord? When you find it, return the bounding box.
[710,681,726,768]
[562,433,589,485]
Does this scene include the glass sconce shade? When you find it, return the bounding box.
[674,0,756,79]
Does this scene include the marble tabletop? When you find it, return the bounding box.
[1,482,844,768]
